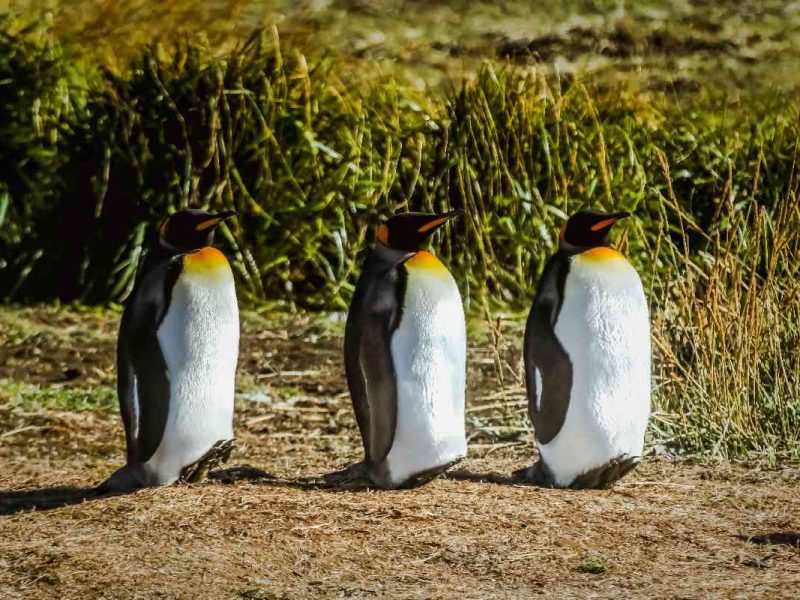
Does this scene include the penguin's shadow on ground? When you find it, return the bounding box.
[0,486,105,516]
[210,465,526,490]
[0,469,291,516]
[738,532,800,548]
[443,469,521,486]
[0,464,371,516]
[0,462,536,515]
[208,465,374,492]
[0,469,532,518]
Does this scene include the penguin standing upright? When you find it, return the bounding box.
[517,209,650,489]
[339,210,467,489]
[101,208,239,492]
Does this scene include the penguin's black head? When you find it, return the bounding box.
[377,209,464,252]
[159,208,237,252]
[560,209,630,250]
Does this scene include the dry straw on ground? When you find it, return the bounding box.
[0,307,798,599]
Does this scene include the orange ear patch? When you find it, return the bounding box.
[580,246,624,261]
[160,220,169,239]
[417,216,449,233]
[377,224,389,245]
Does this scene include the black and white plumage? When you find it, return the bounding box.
[101,209,238,492]
[518,210,650,489]
[340,211,466,489]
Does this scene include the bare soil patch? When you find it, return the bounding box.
[0,306,798,599]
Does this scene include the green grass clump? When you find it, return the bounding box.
[0,25,798,459]
[0,23,91,298]
[578,557,610,575]
[0,379,118,413]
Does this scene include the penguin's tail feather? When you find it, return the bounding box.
[570,454,641,489]
[179,439,235,483]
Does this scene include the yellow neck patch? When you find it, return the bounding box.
[183,246,230,274]
[406,250,448,272]
[579,246,624,262]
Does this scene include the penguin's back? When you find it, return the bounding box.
[386,251,466,485]
[542,247,650,486]
[145,247,239,483]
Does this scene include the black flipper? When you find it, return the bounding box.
[117,244,183,465]
[116,339,137,466]
[523,252,573,445]
[344,244,413,466]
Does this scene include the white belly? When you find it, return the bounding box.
[144,266,239,484]
[385,259,467,485]
[540,254,651,487]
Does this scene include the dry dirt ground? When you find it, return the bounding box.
[0,306,798,599]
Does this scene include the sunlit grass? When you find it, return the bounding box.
[0,379,118,413]
[0,24,798,459]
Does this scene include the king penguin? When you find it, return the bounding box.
[100,208,239,492]
[338,210,467,489]
[516,209,651,489]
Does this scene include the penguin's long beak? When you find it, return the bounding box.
[590,211,630,232]
[416,209,464,235]
[195,210,238,232]
[216,209,238,220]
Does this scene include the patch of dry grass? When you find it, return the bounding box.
[0,410,798,599]
[0,306,798,598]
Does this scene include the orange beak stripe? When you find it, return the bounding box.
[160,221,169,238]
[417,216,449,234]
[196,218,223,232]
[590,217,620,232]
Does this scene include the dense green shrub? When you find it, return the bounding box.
[0,27,798,459]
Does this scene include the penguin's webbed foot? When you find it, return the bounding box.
[179,439,235,484]
[320,461,372,489]
[96,465,144,495]
[512,460,555,488]
[570,454,641,489]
